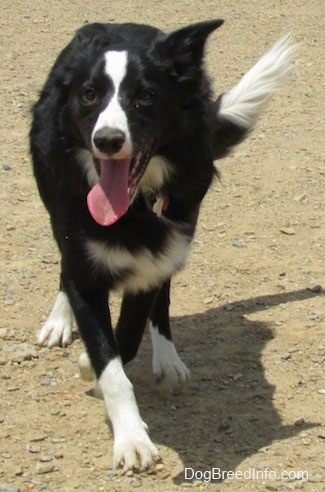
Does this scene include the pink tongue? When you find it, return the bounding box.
[87,159,132,226]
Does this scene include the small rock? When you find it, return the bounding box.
[0,484,20,492]
[1,343,38,364]
[294,418,305,426]
[27,444,41,453]
[318,430,325,439]
[132,480,142,488]
[1,453,12,459]
[51,437,67,443]
[218,423,230,432]
[50,409,60,416]
[14,467,23,477]
[36,462,56,474]
[106,469,117,480]
[156,463,164,471]
[172,464,185,480]
[320,460,325,469]
[40,455,52,463]
[280,227,296,235]
[308,284,322,293]
[294,193,306,202]
[40,378,54,386]
[224,303,235,311]
[203,297,214,304]
[302,438,311,446]
[161,472,171,479]
[281,352,292,361]
[233,240,245,247]
[317,389,325,395]
[30,434,48,443]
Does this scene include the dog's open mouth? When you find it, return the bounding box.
[87,145,151,226]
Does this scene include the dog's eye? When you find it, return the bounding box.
[80,88,98,105]
[136,89,157,107]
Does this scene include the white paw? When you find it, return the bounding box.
[37,291,73,347]
[150,325,190,394]
[114,422,160,472]
[99,358,160,472]
[152,344,190,393]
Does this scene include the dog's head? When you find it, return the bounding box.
[53,20,223,225]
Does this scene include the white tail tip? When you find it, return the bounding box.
[219,34,297,129]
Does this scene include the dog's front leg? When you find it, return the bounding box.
[63,279,159,472]
[100,357,160,472]
[37,287,73,347]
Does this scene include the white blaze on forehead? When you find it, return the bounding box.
[105,50,128,90]
[92,50,132,156]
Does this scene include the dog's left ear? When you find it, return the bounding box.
[152,19,223,105]
[161,19,224,68]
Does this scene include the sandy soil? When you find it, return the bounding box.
[0,0,324,491]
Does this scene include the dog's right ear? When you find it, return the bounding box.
[74,23,111,50]
[51,23,111,91]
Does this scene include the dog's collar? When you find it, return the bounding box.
[152,194,170,217]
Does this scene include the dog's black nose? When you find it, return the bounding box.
[93,128,126,155]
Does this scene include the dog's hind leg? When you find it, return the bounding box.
[149,281,190,395]
[37,286,73,347]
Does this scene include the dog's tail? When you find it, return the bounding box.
[212,34,296,159]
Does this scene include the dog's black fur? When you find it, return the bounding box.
[30,20,240,368]
[30,20,292,470]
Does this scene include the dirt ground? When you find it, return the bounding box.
[0,0,324,491]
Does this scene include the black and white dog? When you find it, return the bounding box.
[30,20,294,471]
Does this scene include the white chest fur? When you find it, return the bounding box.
[86,228,191,293]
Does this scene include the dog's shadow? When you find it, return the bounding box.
[129,288,322,483]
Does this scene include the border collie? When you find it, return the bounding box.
[30,20,294,471]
